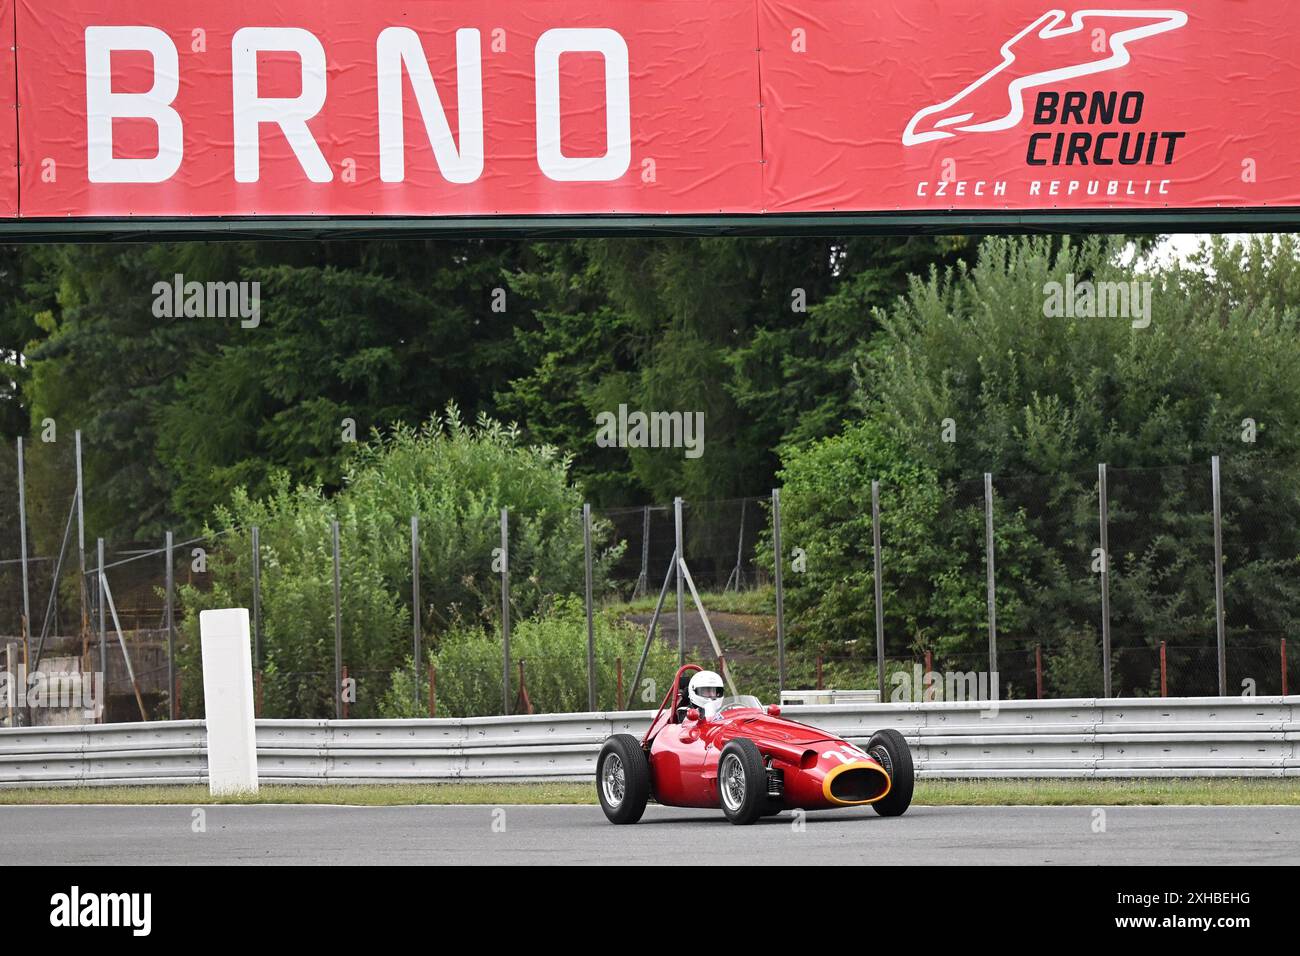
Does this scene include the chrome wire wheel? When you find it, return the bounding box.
[720,753,746,812]
[601,753,626,808]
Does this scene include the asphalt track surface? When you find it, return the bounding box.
[1,804,1297,865]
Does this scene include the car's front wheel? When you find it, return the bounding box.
[867,728,914,817]
[717,738,767,825]
[597,734,650,824]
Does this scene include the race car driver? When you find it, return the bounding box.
[685,669,726,721]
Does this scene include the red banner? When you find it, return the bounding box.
[0,0,1298,222]
[758,1,1300,213]
[0,0,15,218]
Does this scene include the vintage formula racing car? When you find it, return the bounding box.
[597,664,914,824]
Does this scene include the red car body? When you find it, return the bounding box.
[597,664,912,823]
[644,692,892,810]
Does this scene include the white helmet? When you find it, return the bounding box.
[687,670,725,716]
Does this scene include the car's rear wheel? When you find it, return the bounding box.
[867,728,914,817]
[717,738,767,825]
[597,734,650,824]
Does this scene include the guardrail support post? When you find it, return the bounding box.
[772,488,786,695]
[1211,456,1227,696]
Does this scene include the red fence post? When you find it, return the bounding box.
[255,670,263,718]
[1282,639,1288,697]
[1035,643,1043,699]
[516,660,533,715]
[816,655,823,691]
[175,675,182,717]
[1159,642,1167,698]
[428,663,436,718]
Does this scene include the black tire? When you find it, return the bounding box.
[596,734,651,824]
[717,738,767,825]
[867,728,914,817]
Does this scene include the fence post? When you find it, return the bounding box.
[1281,638,1288,697]
[816,655,823,691]
[251,526,261,670]
[165,530,176,720]
[1099,463,1112,697]
[871,480,885,701]
[583,503,596,711]
[75,431,88,657]
[500,507,511,715]
[1211,456,1226,696]
[96,537,106,722]
[636,506,651,599]
[1035,643,1043,699]
[332,520,342,720]
[771,488,786,696]
[674,497,685,667]
[411,515,421,709]
[1159,641,1168,698]
[428,662,436,718]
[616,656,623,709]
[16,439,30,674]
[984,473,999,698]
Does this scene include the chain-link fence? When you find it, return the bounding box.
[2,441,1295,724]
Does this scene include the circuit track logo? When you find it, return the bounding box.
[902,8,1187,146]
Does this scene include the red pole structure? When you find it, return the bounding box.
[516,660,533,715]
[924,649,932,677]
[616,656,623,711]
[428,663,436,717]
[1035,643,1043,699]
[175,675,182,717]
[341,665,349,719]
[1159,642,1167,698]
[255,671,263,717]
[1282,639,1288,697]
[816,655,823,691]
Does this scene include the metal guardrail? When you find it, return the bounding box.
[0,696,1296,787]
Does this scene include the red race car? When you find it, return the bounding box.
[597,664,914,824]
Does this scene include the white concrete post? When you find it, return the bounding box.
[200,608,259,795]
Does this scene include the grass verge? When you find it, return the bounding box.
[0,777,1295,806]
